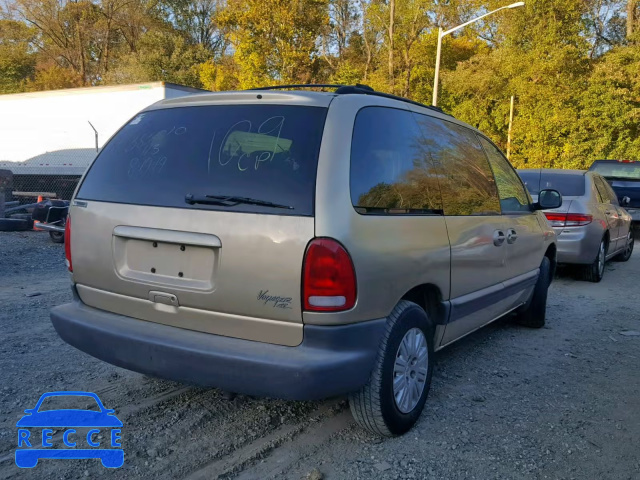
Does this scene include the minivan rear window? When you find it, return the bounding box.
[518,171,586,197]
[77,105,327,216]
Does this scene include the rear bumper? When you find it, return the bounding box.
[50,297,386,401]
[555,226,600,264]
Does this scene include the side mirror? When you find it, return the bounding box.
[621,196,631,207]
[535,189,562,210]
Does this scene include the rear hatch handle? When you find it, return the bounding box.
[113,226,221,249]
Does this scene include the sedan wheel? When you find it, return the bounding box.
[597,241,605,276]
[615,231,634,262]
[581,238,607,282]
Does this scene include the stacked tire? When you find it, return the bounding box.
[0,169,33,232]
[0,218,33,231]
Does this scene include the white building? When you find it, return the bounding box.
[0,82,205,176]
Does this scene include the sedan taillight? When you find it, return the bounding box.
[565,214,593,227]
[544,212,593,227]
[544,213,567,227]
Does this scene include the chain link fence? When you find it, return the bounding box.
[0,148,95,203]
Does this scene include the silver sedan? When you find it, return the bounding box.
[519,169,634,282]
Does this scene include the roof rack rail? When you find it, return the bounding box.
[249,84,347,91]
[247,83,448,115]
[334,85,446,114]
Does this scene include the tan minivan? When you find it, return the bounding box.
[51,85,561,436]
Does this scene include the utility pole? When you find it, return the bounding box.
[507,95,515,160]
[628,0,637,39]
[388,0,395,93]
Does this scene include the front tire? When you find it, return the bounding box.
[349,300,434,437]
[581,238,606,282]
[515,256,551,328]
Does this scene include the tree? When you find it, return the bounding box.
[443,0,594,168]
[627,0,638,38]
[13,0,101,85]
[198,55,241,91]
[0,19,37,93]
[325,0,359,60]
[11,0,164,85]
[103,29,210,87]
[583,0,626,57]
[26,62,83,90]
[572,43,640,163]
[217,0,330,88]
[160,0,228,54]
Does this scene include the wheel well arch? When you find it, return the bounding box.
[400,284,446,326]
[544,243,557,281]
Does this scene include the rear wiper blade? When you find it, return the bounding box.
[185,194,294,210]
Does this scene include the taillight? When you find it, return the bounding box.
[303,238,356,312]
[64,217,72,272]
[544,212,593,227]
[544,212,566,227]
[565,214,593,226]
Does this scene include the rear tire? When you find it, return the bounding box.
[49,231,65,243]
[614,231,633,262]
[349,300,434,437]
[581,238,606,282]
[515,256,551,329]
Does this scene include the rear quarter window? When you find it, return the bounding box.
[519,172,586,197]
[349,107,443,215]
[77,105,327,216]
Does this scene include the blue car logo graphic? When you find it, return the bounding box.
[16,391,123,468]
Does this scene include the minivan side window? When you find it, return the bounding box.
[350,107,443,215]
[478,136,531,213]
[413,114,501,216]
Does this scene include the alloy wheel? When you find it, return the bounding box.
[626,233,634,257]
[598,241,605,276]
[393,328,429,414]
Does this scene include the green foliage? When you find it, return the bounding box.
[0,0,638,168]
[26,63,83,91]
[0,20,36,93]
[198,55,240,91]
[573,43,640,162]
[103,30,209,87]
[216,0,330,88]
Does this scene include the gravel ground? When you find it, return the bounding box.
[1,230,639,480]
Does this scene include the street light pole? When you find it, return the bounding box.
[431,1,525,106]
[432,28,443,108]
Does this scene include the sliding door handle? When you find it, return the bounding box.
[493,230,506,246]
[507,229,518,244]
